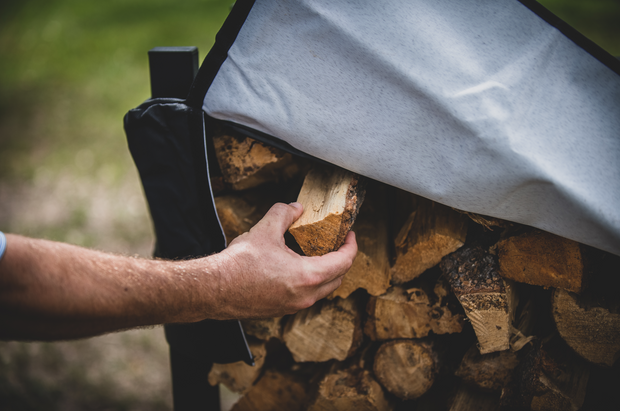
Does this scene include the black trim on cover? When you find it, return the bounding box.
[186,0,256,108]
[517,0,620,76]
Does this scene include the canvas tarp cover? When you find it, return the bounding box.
[202,0,620,256]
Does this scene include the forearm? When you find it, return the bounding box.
[0,234,218,340]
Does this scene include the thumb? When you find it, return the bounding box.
[251,202,304,238]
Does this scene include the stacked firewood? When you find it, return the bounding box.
[208,126,620,411]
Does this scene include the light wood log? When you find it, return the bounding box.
[496,230,586,294]
[282,295,363,362]
[307,365,393,411]
[373,340,437,400]
[289,166,365,256]
[455,343,520,392]
[213,131,300,190]
[230,369,309,411]
[552,288,620,367]
[453,209,513,231]
[330,182,390,299]
[440,245,517,354]
[208,340,267,394]
[241,317,282,341]
[364,282,464,341]
[391,193,468,284]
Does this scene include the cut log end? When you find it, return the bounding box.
[289,167,366,256]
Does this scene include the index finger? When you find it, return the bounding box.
[305,231,358,283]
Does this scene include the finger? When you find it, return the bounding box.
[313,276,344,301]
[303,231,358,284]
[251,202,304,238]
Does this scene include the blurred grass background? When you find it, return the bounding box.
[0,0,618,409]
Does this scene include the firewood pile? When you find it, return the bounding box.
[208,126,620,411]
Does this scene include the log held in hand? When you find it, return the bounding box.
[289,166,366,256]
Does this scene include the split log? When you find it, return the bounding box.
[551,288,620,367]
[373,339,437,400]
[307,365,392,411]
[440,245,517,354]
[208,340,267,394]
[449,383,501,411]
[230,369,310,411]
[241,317,282,341]
[215,195,264,245]
[213,130,300,190]
[364,283,464,341]
[496,230,587,294]
[391,193,468,284]
[282,295,363,362]
[499,339,590,411]
[289,166,365,256]
[330,182,390,299]
[455,343,520,392]
[454,209,513,231]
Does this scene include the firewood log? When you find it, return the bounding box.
[499,339,590,411]
[552,288,620,367]
[453,209,513,231]
[208,340,267,394]
[330,182,390,299]
[364,282,464,341]
[440,245,517,354]
[282,294,363,362]
[455,343,520,392]
[212,130,300,190]
[373,340,437,400]
[306,364,393,411]
[391,193,468,284]
[496,230,587,294]
[449,383,501,411]
[241,317,282,341]
[289,166,366,256]
[215,195,263,245]
[230,369,310,411]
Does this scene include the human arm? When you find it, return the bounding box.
[0,202,357,341]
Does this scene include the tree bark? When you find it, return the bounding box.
[282,294,363,362]
[455,343,520,392]
[440,245,516,354]
[373,339,437,400]
[289,166,365,256]
[241,317,282,341]
[230,369,310,411]
[391,193,468,284]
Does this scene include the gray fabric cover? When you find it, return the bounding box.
[203,0,620,256]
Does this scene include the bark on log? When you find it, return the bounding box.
[213,131,300,190]
[230,369,310,411]
[496,230,587,294]
[307,365,393,411]
[373,340,437,400]
[241,317,282,341]
[440,245,516,354]
[289,167,365,256]
[330,182,390,299]
[208,340,267,394]
[455,343,520,392]
[391,193,468,284]
[364,283,464,341]
[282,295,363,362]
[552,288,620,367]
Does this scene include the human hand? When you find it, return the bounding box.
[205,202,357,320]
